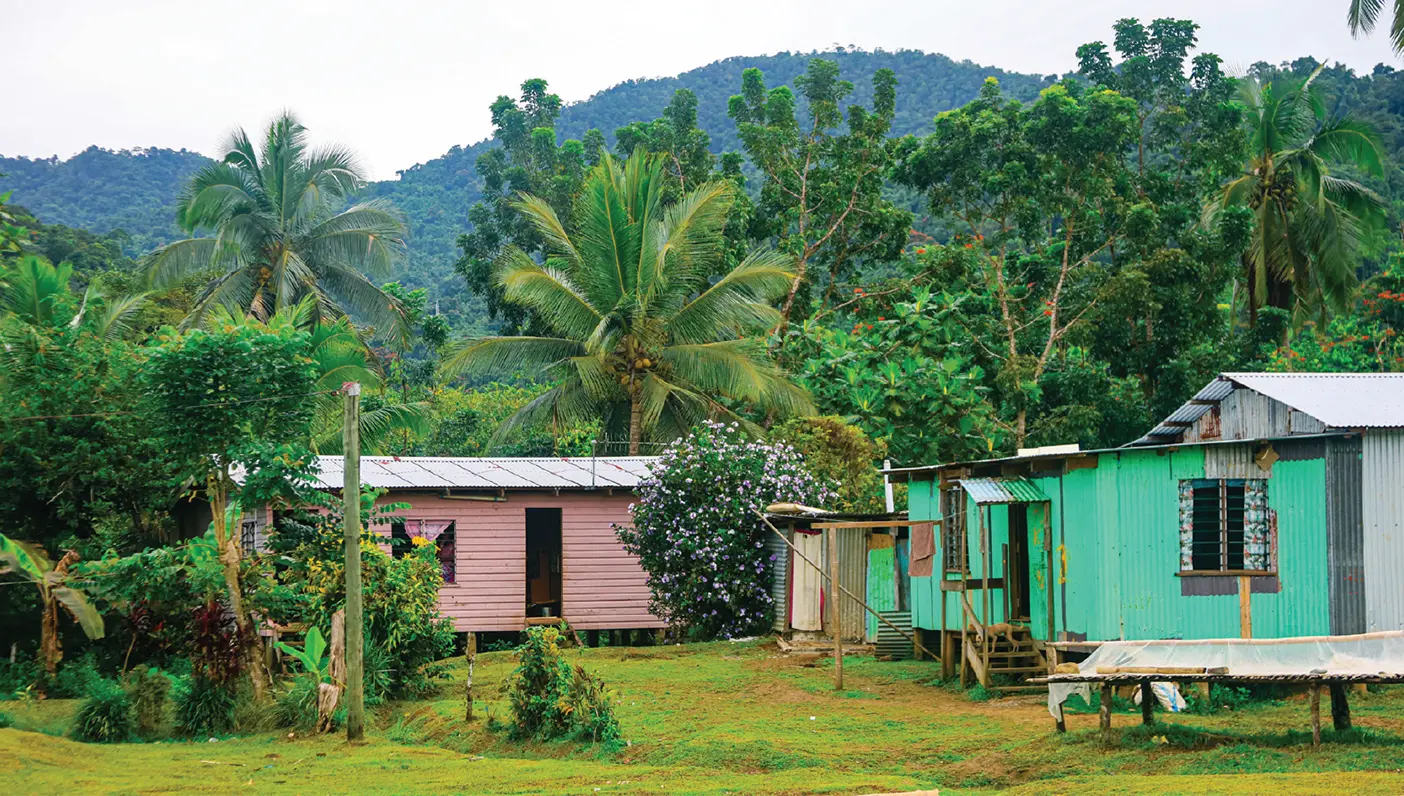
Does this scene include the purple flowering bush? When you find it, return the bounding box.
[616,421,836,639]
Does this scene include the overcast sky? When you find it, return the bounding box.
[5,0,1399,180]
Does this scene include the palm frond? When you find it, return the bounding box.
[509,193,581,267]
[1310,116,1386,176]
[91,291,151,340]
[439,336,585,379]
[668,248,794,343]
[494,247,602,339]
[141,238,223,289]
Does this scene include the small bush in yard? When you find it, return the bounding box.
[506,626,621,746]
[175,676,236,736]
[126,667,171,739]
[71,679,135,743]
[618,421,835,639]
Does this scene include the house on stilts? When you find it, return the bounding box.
[884,372,1404,691]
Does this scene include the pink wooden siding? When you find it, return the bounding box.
[373,491,663,632]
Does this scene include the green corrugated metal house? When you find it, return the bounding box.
[885,372,1404,685]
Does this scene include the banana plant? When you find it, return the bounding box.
[0,533,105,690]
[275,626,331,684]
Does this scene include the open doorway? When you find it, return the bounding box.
[525,508,562,618]
[1005,505,1032,622]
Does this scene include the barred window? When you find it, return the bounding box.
[1179,479,1271,572]
[942,486,967,573]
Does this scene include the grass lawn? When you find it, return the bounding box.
[5,639,1404,794]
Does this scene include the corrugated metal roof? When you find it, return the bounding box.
[308,456,656,490]
[957,477,1049,504]
[1223,373,1404,428]
[1130,373,1404,447]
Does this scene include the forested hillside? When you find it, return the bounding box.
[2,49,1052,313]
[5,50,1404,321]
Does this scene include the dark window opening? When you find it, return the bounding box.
[941,486,967,573]
[1189,479,1248,572]
[390,519,457,584]
[526,508,562,617]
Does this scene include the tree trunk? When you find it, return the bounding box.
[209,474,271,701]
[628,386,642,456]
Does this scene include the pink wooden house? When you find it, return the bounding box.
[305,455,665,633]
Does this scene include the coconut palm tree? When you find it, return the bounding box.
[1348,0,1404,53]
[143,113,410,341]
[1206,65,1386,323]
[442,150,812,454]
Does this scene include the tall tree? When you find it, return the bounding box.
[1207,65,1386,322]
[614,89,716,201]
[143,113,410,340]
[146,320,319,700]
[728,59,912,328]
[443,150,812,454]
[456,79,605,333]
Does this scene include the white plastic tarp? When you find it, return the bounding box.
[1049,631,1404,720]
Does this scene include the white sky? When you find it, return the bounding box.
[5,0,1399,180]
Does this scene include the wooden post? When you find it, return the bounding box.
[1140,682,1154,726]
[1055,715,1066,734]
[941,631,955,681]
[1099,682,1113,739]
[1329,683,1352,732]
[828,528,843,691]
[912,628,923,662]
[1310,682,1322,747]
[1238,575,1252,639]
[465,631,477,721]
[342,382,365,743]
[1045,503,1055,644]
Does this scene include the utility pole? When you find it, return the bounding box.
[343,382,364,742]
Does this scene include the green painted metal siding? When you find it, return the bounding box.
[904,444,1331,641]
[866,546,897,640]
[907,478,938,630]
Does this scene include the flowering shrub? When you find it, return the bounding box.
[617,421,835,639]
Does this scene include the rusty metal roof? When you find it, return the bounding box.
[957,477,1049,504]
[1131,372,1404,446]
[309,456,656,490]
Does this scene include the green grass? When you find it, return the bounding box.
[5,640,1404,794]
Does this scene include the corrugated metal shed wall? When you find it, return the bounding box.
[1326,436,1365,635]
[908,478,938,631]
[1362,429,1404,631]
[837,527,867,642]
[906,444,1334,641]
[1186,388,1327,443]
[1204,444,1268,480]
[767,524,791,631]
[874,610,912,659]
[866,544,897,641]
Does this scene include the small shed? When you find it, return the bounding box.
[289,456,666,634]
[764,506,912,649]
[886,372,1404,687]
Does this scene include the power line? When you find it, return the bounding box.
[0,388,343,424]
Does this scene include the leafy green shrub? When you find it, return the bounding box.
[275,675,322,731]
[175,676,235,736]
[259,497,455,698]
[506,627,621,746]
[71,679,135,743]
[125,667,171,740]
[618,421,835,639]
[50,651,104,698]
[0,658,39,699]
[0,711,12,728]
[364,643,393,706]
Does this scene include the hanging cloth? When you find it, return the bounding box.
[908,522,936,577]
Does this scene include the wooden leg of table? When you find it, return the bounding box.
[1055,714,1066,734]
[1329,683,1352,732]
[1099,682,1113,739]
[1310,683,1322,747]
[941,631,955,680]
[1140,682,1155,726]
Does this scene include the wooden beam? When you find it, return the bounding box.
[1099,682,1113,739]
[1310,683,1322,747]
[1140,682,1155,726]
[1239,575,1253,639]
[939,577,1005,591]
[808,520,927,529]
[828,527,842,691]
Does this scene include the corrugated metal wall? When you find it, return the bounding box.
[837,527,868,642]
[1326,436,1365,634]
[767,524,791,631]
[1362,429,1404,631]
[866,543,897,641]
[1204,443,1268,479]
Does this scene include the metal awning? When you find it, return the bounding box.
[957,477,1049,504]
